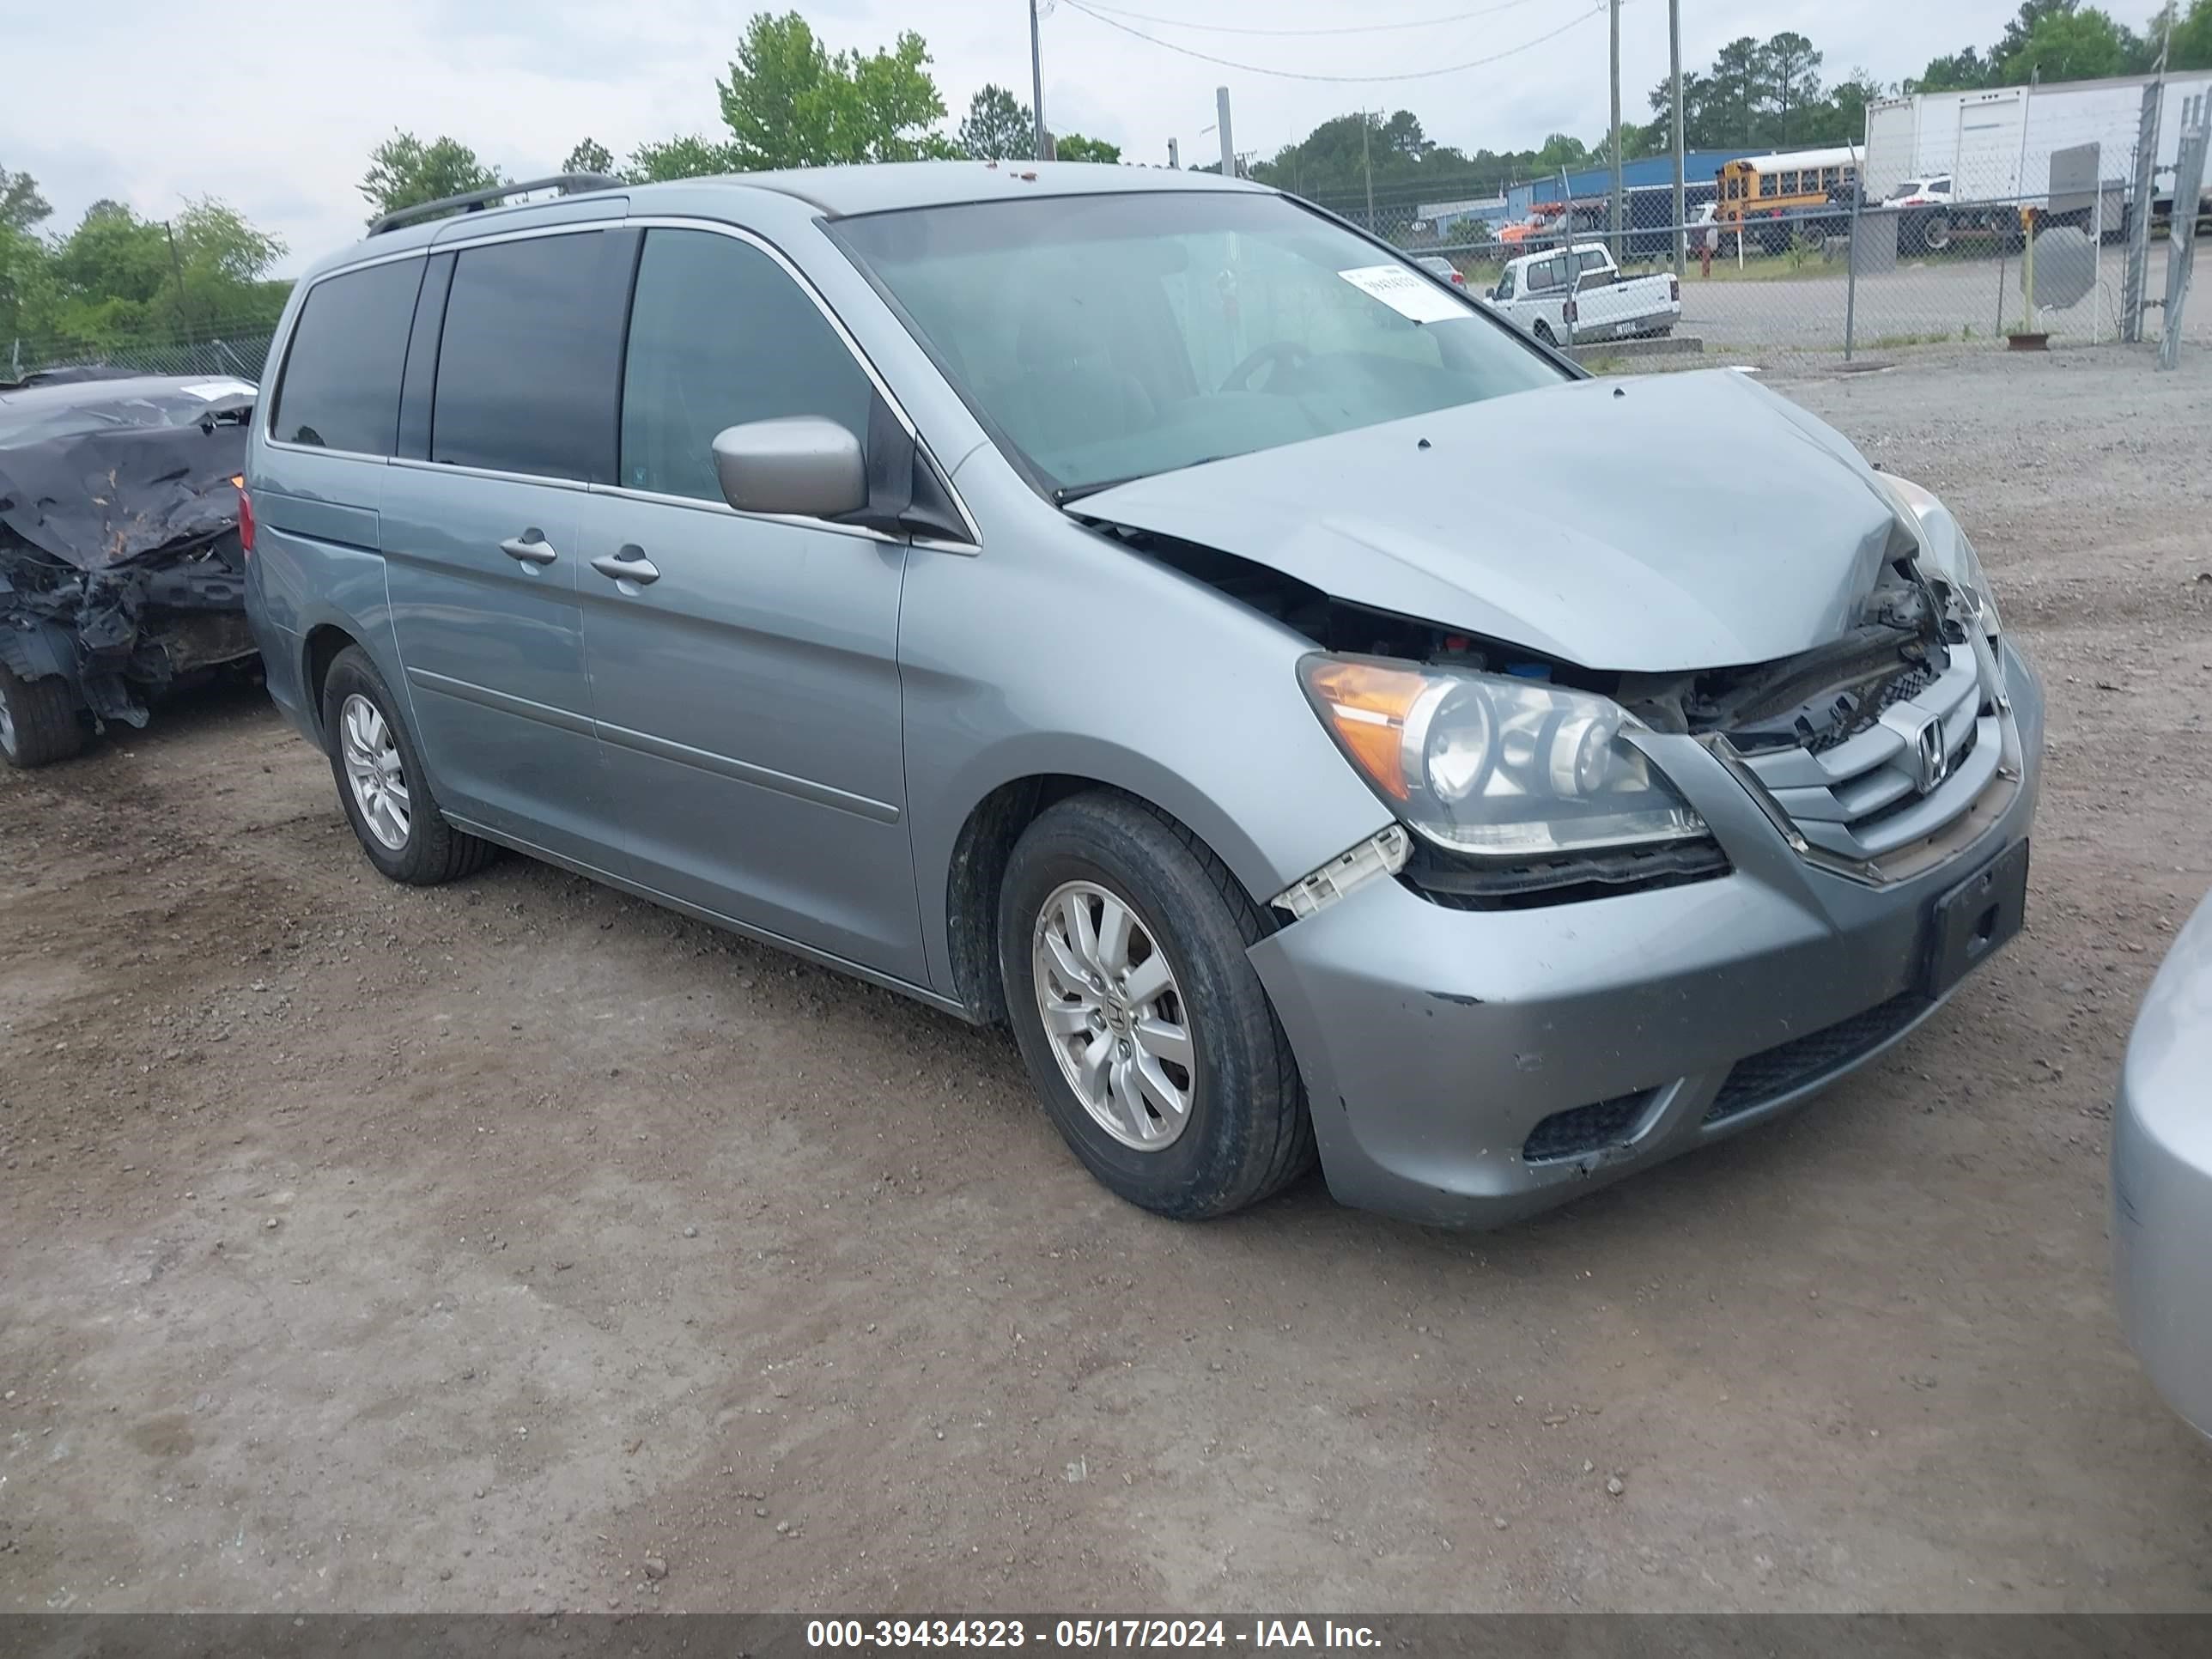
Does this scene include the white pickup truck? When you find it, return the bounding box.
[1483,242,1680,347]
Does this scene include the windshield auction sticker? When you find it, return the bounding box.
[1336,264,1467,323]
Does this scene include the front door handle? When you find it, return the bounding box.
[589,546,659,586]
[499,531,558,566]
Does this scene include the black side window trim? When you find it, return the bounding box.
[395,252,454,462]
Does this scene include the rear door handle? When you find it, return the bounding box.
[589,546,659,586]
[499,531,558,566]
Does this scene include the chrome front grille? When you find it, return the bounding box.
[1731,641,2006,866]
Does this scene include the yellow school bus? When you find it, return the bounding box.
[1717,145,1858,252]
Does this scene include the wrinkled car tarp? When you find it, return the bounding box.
[0,386,254,727]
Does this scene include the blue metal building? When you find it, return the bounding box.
[1502,149,1738,221]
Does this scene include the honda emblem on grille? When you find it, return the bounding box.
[1914,716,1950,793]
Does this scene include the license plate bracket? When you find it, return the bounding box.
[1925,839,2030,998]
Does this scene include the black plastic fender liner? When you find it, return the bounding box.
[0,617,79,688]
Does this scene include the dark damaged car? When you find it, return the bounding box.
[0,373,257,766]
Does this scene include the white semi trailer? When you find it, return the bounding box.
[1864,70,2212,240]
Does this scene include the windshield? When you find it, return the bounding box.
[836,191,1564,496]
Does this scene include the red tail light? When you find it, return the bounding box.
[1449,270,1465,286]
[236,483,256,559]
[1669,276,1680,301]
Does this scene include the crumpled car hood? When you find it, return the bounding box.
[1072,369,1903,672]
[0,410,250,571]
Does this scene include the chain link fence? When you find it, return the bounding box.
[5,320,276,387]
[8,120,2203,394]
[1303,105,2208,373]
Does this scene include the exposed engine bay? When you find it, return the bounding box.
[1085,517,1978,755]
[1083,515,1994,907]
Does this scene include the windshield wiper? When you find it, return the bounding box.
[1054,472,1149,506]
[1054,454,1238,507]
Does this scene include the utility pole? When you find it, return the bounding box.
[1669,0,1685,276]
[1167,137,1180,170]
[1029,0,1050,161]
[1217,86,1236,180]
[1609,0,1624,260]
[1362,110,1376,231]
[164,220,195,348]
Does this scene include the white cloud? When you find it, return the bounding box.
[4,0,2030,275]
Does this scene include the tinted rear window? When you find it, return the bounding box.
[271,259,422,453]
[432,232,623,481]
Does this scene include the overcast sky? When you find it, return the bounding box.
[9,0,2031,275]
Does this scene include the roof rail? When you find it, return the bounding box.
[366,173,623,237]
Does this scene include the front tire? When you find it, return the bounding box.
[999,792,1313,1220]
[0,663,84,769]
[319,646,493,885]
[1533,320,1557,345]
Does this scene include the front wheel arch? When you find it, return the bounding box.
[945,774,1281,1028]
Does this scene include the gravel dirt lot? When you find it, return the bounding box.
[3,347,2209,1616]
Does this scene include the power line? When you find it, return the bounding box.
[1058,0,1613,82]
[1075,0,1554,38]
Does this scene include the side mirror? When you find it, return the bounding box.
[1484,286,1497,301]
[711,417,867,520]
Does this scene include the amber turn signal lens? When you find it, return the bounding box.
[1300,658,1430,801]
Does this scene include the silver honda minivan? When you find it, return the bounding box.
[243,162,2041,1226]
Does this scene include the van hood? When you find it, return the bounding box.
[1070,369,1904,673]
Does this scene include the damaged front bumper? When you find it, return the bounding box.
[0,539,252,726]
[1249,639,2043,1228]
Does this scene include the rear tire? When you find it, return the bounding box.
[0,663,85,769]
[319,646,494,885]
[999,791,1313,1220]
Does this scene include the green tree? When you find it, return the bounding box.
[1532,132,1591,172]
[1706,37,1768,148]
[562,138,617,177]
[1992,1,2087,64]
[1909,47,1993,91]
[359,131,503,224]
[1,165,51,234]
[31,197,285,349]
[958,83,1032,160]
[0,222,51,341]
[1996,6,2137,80]
[1054,133,1121,164]
[626,135,740,182]
[1820,69,1889,144]
[2172,0,2212,67]
[1760,32,1824,144]
[716,11,950,169]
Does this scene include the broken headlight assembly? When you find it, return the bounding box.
[1297,654,1709,860]
[1881,474,2002,642]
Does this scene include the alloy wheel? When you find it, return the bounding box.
[339,693,410,851]
[1031,880,1197,1151]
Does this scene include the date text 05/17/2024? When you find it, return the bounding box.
[805,1620,1382,1650]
